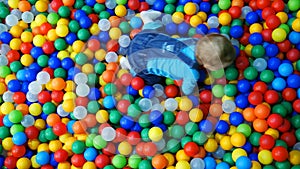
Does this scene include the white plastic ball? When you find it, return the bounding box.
[28,81,42,94]
[57,104,69,117]
[207,16,219,28]
[3,91,14,102]
[5,14,18,27]
[0,54,8,66]
[151,103,165,112]
[138,98,153,112]
[253,58,267,72]
[21,11,34,23]
[105,52,118,63]
[26,92,38,102]
[21,115,35,127]
[11,9,22,20]
[118,35,131,48]
[164,98,178,111]
[76,84,90,97]
[222,100,236,113]
[190,158,205,169]
[101,127,116,141]
[36,71,50,84]
[73,106,88,120]
[74,72,88,85]
[98,19,111,31]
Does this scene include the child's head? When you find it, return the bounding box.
[195,34,236,71]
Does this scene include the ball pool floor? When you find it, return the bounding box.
[0,0,300,169]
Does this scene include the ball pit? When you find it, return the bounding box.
[0,0,299,169]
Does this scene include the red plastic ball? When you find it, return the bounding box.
[286,49,300,62]
[42,41,55,54]
[280,132,296,147]
[50,0,63,11]
[41,165,54,169]
[42,67,54,78]
[87,39,101,52]
[228,6,242,19]
[4,156,17,169]
[11,145,26,158]
[143,142,157,156]
[271,0,285,12]
[277,40,291,52]
[249,0,258,11]
[235,56,249,70]
[261,29,273,42]
[6,50,20,63]
[184,142,200,157]
[54,149,68,162]
[75,97,89,107]
[102,142,116,156]
[272,146,289,162]
[282,88,296,101]
[240,33,250,46]
[95,154,111,168]
[199,90,212,103]
[131,77,145,90]
[53,122,67,136]
[267,113,283,129]
[277,119,291,132]
[40,23,52,35]
[113,128,127,143]
[25,126,39,139]
[13,92,26,104]
[176,111,189,125]
[0,115,4,126]
[127,131,141,145]
[138,2,149,12]
[293,99,300,113]
[266,15,281,29]
[120,73,133,86]
[253,81,268,94]
[128,0,140,10]
[106,40,119,52]
[117,100,131,114]
[38,91,51,104]
[20,42,33,54]
[257,0,271,9]
[51,90,64,103]
[259,134,275,150]
[165,85,179,98]
[136,142,145,156]
[248,91,263,105]
[71,154,86,167]
[262,7,276,20]
[88,13,99,23]
[264,90,279,104]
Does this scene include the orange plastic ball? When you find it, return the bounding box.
[46,114,61,127]
[152,154,168,169]
[253,119,268,132]
[243,107,256,122]
[254,104,270,119]
[72,121,87,134]
[51,78,66,91]
[102,70,115,83]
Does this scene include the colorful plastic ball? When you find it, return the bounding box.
[120,116,135,130]
[204,157,216,169]
[272,146,289,162]
[236,156,252,169]
[215,120,229,134]
[278,63,293,77]
[183,142,199,157]
[272,78,286,91]
[230,25,244,38]
[229,112,244,126]
[12,131,27,145]
[267,113,283,128]
[36,151,50,165]
[258,150,273,165]
[148,127,163,142]
[287,74,300,88]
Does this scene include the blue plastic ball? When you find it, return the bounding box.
[237,79,251,93]
[12,132,27,145]
[241,141,253,154]
[48,57,61,69]
[215,120,229,134]
[208,28,220,34]
[84,147,98,161]
[166,22,177,35]
[278,63,293,77]
[289,31,300,44]
[212,146,226,159]
[50,153,58,167]
[265,44,279,57]
[102,96,117,109]
[79,17,92,29]
[287,74,300,88]
[245,11,259,25]
[178,22,190,35]
[152,0,166,11]
[3,115,13,127]
[188,95,199,107]
[199,119,213,133]
[235,94,249,109]
[156,123,167,132]
[126,85,138,96]
[255,9,263,20]
[98,31,110,43]
[204,157,216,169]
[236,156,252,169]
[120,115,135,130]
[272,77,286,91]
[30,47,44,59]
[200,2,211,13]
[65,32,77,45]
[36,151,50,165]
[7,79,21,92]
[88,87,101,100]
[230,25,244,38]
[130,17,143,29]
[196,24,208,35]
[61,57,75,70]
[0,32,12,44]
[142,86,155,99]
[67,120,75,134]
[29,63,42,71]
[249,153,258,161]
[85,0,96,6]
[216,162,230,169]
[131,123,143,132]
[149,110,163,125]
[74,10,87,21]
[249,33,263,45]
[229,112,244,126]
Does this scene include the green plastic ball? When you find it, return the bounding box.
[212,84,224,98]
[141,128,150,142]
[72,140,86,154]
[192,131,208,145]
[139,114,151,128]
[275,161,291,169]
[0,126,10,139]
[185,122,198,136]
[164,4,176,14]
[243,66,258,80]
[260,70,274,83]
[54,68,67,78]
[94,4,105,14]
[211,4,221,14]
[127,104,141,118]
[128,154,142,169]
[119,21,131,34]
[87,101,100,114]
[249,132,262,147]
[87,73,99,86]
[95,62,106,74]
[223,152,234,166]
[75,52,88,65]
[109,109,122,124]
[77,29,90,41]
[74,0,84,9]
[112,155,127,168]
[224,84,237,97]
[218,0,231,10]
[138,160,152,169]
[181,136,192,148]
[42,102,56,114]
[58,6,71,18]
[86,134,96,147]
[163,111,175,126]
[272,104,288,117]
[166,139,181,153]
[45,128,57,140]
[93,135,107,149]
[251,45,265,58]
[82,5,93,15]
[54,38,67,51]
[47,13,60,25]
[288,0,300,11]
[0,66,11,78]
[211,69,225,79]
[225,67,238,80]
[8,110,23,123]
[10,124,24,135]
[69,20,80,33]
[37,55,49,67]
[236,124,252,137]
[170,125,185,139]
[39,130,48,143]
[104,83,117,95]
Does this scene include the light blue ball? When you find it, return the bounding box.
[272,77,286,91]
[278,63,293,77]
[130,17,143,29]
[216,162,230,169]
[190,158,205,169]
[236,156,252,169]
[12,132,27,145]
[36,151,50,165]
[204,157,216,169]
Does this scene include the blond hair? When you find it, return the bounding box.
[195,34,236,71]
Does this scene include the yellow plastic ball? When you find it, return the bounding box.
[0,82,6,95]
[2,137,13,151]
[31,156,41,168]
[57,162,71,169]
[5,74,16,85]
[57,18,69,26]
[175,160,191,169]
[83,162,97,169]
[172,12,184,24]
[20,54,34,67]
[219,12,232,26]
[64,137,76,150]
[164,153,175,166]
[9,25,23,38]
[179,97,193,111]
[220,136,233,150]
[109,27,122,40]
[37,143,50,152]
[184,2,197,15]
[167,166,176,169]
[18,21,28,30]
[33,34,46,47]
[21,32,33,43]
[62,99,75,112]
[245,44,253,56]
[63,92,76,100]
[72,40,85,53]
[190,15,202,27]
[99,75,107,86]
[264,128,279,139]
[35,14,47,26]
[56,24,69,37]
[9,38,22,50]
[29,103,42,116]
[34,119,46,130]
[249,23,263,33]
[227,125,237,136]
[115,5,127,17]
[148,127,163,142]
[8,0,19,8]
[176,150,190,161]
[64,81,76,92]
[204,138,218,152]
[49,140,63,152]
[16,158,31,169]
[96,110,109,123]
[47,29,59,41]
[95,49,106,61]
[35,0,48,12]
[118,141,132,156]
[83,49,94,60]
[197,12,207,21]
[276,12,288,23]
[219,113,230,123]
[258,150,273,165]
[90,23,100,35]
[289,150,300,165]
[28,139,40,150]
[232,148,247,162]
[230,132,246,147]
[272,28,287,42]
[292,18,300,32]
[57,50,69,60]
[1,102,14,115]
[251,161,262,169]
[189,108,203,122]
[215,133,224,143]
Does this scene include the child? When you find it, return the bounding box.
[122,10,236,95]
